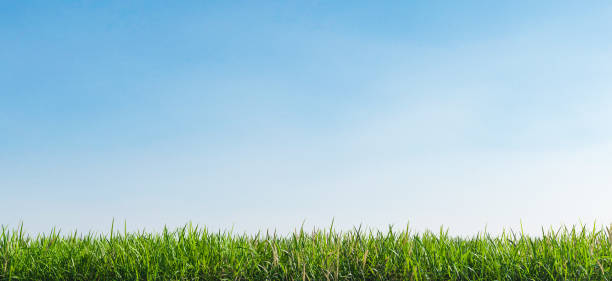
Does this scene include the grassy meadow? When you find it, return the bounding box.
[2,222,612,281]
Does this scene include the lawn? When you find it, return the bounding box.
[2,222,611,280]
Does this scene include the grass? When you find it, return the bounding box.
[2,222,612,281]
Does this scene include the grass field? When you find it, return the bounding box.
[2,222,612,281]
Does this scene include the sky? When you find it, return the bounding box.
[2,0,612,236]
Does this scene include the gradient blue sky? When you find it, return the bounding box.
[2,0,612,236]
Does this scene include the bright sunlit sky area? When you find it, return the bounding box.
[2,1,612,236]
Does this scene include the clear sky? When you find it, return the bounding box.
[2,0,612,236]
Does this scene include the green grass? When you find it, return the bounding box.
[2,222,612,281]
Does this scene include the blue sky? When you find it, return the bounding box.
[2,0,612,235]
